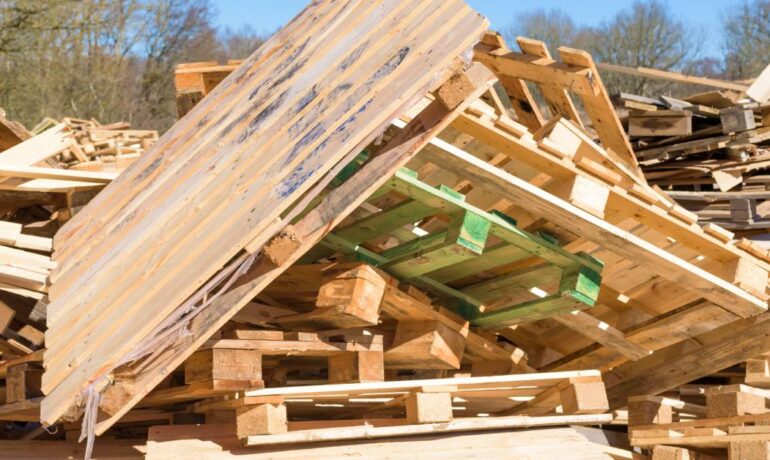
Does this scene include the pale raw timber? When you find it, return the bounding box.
[1,1,770,459]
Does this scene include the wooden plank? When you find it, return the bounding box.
[0,123,71,165]
[0,164,117,183]
[552,310,651,360]
[597,62,751,92]
[515,37,583,128]
[557,47,640,173]
[244,413,613,447]
[628,110,692,137]
[243,371,601,399]
[147,425,618,459]
[475,32,545,131]
[41,0,490,429]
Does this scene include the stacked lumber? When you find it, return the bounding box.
[31,117,158,173]
[628,382,770,459]
[611,90,770,235]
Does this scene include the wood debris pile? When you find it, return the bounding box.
[31,117,158,172]
[0,113,157,375]
[612,66,770,237]
[0,2,770,459]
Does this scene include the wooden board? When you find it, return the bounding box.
[146,425,618,459]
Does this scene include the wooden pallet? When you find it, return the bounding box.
[189,371,610,445]
[629,384,770,458]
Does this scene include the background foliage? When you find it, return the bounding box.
[0,0,768,132]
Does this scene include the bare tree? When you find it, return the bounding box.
[501,9,586,51]
[0,0,239,131]
[137,0,221,130]
[591,0,696,95]
[219,25,266,60]
[723,0,770,79]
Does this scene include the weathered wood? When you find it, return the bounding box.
[605,313,770,410]
[629,110,692,137]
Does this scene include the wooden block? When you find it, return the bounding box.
[470,360,514,377]
[0,299,13,332]
[435,71,475,111]
[405,391,453,424]
[184,349,262,385]
[628,398,673,427]
[314,264,387,328]
[721,106,756,133]
[385,320,466,369]
[328,351,384,383]
[652,445,692,460]
[550,174,609,218]
[723,257,768,300]
[706,389,766,418]
[730,440,770,460]
[559,381,609,414]
[747,359,770,388]
[236,402,287,442]
[731,199,758,221]
[6,362,43,403]
[629,110,692,137]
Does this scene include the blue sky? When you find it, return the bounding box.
[212,0,737,57]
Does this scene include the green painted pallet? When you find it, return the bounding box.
[314,167,603,328]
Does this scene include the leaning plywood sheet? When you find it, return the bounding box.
[41,0,488,433]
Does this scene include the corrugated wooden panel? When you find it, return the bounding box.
[41,0,487,425]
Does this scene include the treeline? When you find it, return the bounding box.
[504,0,770,96]
[1,0,769,133]
[0,0,264,132]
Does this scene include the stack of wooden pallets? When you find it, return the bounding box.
[1,1,770,458]
[629,382,770,458]
[610,74,770,237]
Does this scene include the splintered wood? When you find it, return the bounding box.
[40,0,489,437]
